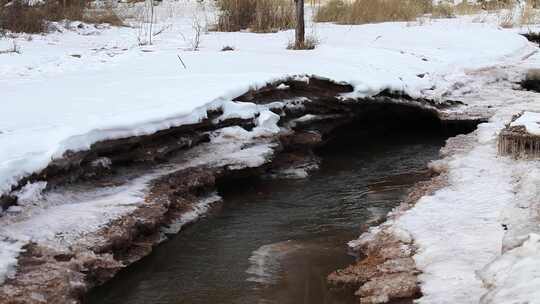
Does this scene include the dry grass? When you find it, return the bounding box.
[497,0,540,28]
[454,1,482,15]
[314,0,537,25]
[314,0,349,22]
[483,0,515,11]
[430,2,481,18]
[83,9,125,26]
[215,0,294,33]
[498,9,515,28]
[287,35,319,50]
[431,3,455,18]
[315,0,431,24]
[82,9,125,26]
[520,1,540,25]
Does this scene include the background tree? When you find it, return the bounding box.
[294,0,305,48]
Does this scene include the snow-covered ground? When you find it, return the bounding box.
[0,2,533,196]
[360,49,540,304]
[2,1,540,302]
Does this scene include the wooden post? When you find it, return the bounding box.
[295,0,305,49]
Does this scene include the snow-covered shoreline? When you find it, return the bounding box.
[3,2,540,303]
[0,7,534,197]
[338,49,540,303]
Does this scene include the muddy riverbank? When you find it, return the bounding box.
[0,77,482,304]
[86,126,455,304]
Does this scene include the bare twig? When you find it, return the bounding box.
[153,24,172,37]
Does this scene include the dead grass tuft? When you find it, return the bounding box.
[215,0,294,33]
[287,35,318,50]
[83,9,125,27]
[431,3,455,18]
[314,0,349,23]
[498,112,540,159]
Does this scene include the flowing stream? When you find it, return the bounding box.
[87,126,455,304]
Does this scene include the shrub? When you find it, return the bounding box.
[431,3,455,18]
[0,0,48,33]
[454,1,482,15]
[476,0,513,11]
[83,9,124,26]
[496,0,539,28]
[520,1,540,25]
[314,0,349,23]
[215,0,294,33]
[0,0,122,33]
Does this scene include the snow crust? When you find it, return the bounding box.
[479,233,540,304]
[161,193,222,235]
[0,105,280,283]
[397,142,515,304]
[510,111,540,135]
[390,53,540,303]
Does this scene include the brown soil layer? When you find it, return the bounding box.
[0,76,482,304]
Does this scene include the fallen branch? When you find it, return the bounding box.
[177,54,187,69]
[153,24,172,37]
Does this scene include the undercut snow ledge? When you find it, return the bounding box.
[0,19,535,198]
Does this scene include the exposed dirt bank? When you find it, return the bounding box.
[327,132,477,303]
[0,77,482,304]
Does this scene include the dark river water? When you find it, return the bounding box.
[87,129,449,304]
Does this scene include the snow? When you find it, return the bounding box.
[397,142,515,304]
[1,0,540,300]
[0,237,26,285]
[510,111,540,135]
[389,51,540,303]
[13,182,47,206]
[0,3,534,197]
[479,233,540,304]
[0,100,280,284]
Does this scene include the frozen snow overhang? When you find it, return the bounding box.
[498,111,540,158]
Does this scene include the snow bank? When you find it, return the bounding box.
[397,141,515,304]
[0,114,279,283]
[389,48,540,304]
[0,10,533,196]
